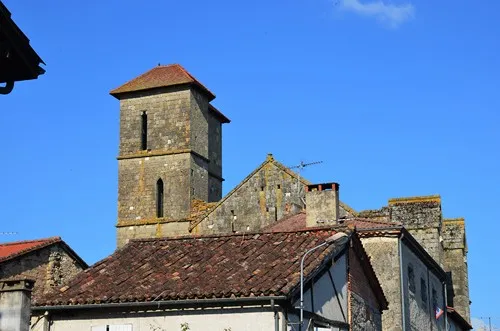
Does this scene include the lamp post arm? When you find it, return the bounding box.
[300,241,328,326]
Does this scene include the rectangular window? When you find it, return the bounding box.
[421,278,427,306]
[141,111,148,150]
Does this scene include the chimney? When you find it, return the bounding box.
[305,182,340,227]
[0,279,35,331]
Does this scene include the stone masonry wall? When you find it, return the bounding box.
[351,292,382,331]
[442,219,470,322]
[0,245,84,304]
[401,240,446,331]
[349,247,383,331]
[389,197,444,265]
[208,112,222,179]
[406,227,443,267]
[117,221,190,248]
[360,236,402,331]
[118,153,192,222]
[194,159,306,235]
[118,86,192,155]
[190,88,209,160]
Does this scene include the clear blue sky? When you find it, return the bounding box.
[2,0,499,326]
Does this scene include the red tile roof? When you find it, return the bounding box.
[0,237,61,263]
[110,64,215,100]
[36,230,349,306]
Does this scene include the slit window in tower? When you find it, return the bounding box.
[156,178,164,218]
[141,111,148,150]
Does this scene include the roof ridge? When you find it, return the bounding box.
[175,64,216,98]
[130,227,343,244]
[349,217,401,225]
[0,236,60,246]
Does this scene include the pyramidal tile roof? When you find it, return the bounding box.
[0,237,61,263]
[110,64,215,100]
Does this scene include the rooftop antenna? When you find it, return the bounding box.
[289,160,323,202]
[0,232,18,235]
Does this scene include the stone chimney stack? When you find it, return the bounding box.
[0,279,34,331]
[305,182,340,227]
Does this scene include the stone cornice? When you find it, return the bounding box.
[116,218,190,228]
[388,195,441,205]
[117,148,210,163]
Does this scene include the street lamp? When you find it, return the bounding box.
[299,232,347,326]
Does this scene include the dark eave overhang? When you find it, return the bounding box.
[0,1,45,94]
[32,296,288,312]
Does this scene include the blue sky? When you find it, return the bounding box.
[1,0,499,326]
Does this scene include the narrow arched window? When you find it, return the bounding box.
[156,179,164,218]
[141,111,148,150]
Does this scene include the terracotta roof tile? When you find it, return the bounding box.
[36,230,347,306]
[110,64,215,100]
[0,237,61,263]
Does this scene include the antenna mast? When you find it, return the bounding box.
[289,160,323,199]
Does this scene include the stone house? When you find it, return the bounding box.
[358,196,470,323]
[32,229,387,331]
[0,236,87,305]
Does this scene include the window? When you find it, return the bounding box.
[421,277,427,306]
[141,111,147,150]
[91,325,132,331]
[432,287,438,310]
[156,178,164,218]
[408,264,415,293]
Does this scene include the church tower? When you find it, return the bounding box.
[110,64,230,247]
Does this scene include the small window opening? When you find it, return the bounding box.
[156,179,164,218]
[421,277,427,305]
[261,186,265,191]
[266,207,269,212]
[231,210,236,233]
[277,184,281,189]
[432,287,438,310]
[141,111,148,150]
[408,264,415,293]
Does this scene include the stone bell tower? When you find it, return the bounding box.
[110,64,230,247]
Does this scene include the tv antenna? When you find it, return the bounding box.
[289,160,323,199]
[0,232,18,235]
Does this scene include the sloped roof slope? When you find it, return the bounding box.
[0,237,60,262]
[110,64,215,100]
[36,230,348,306]
[0,236,88,267]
